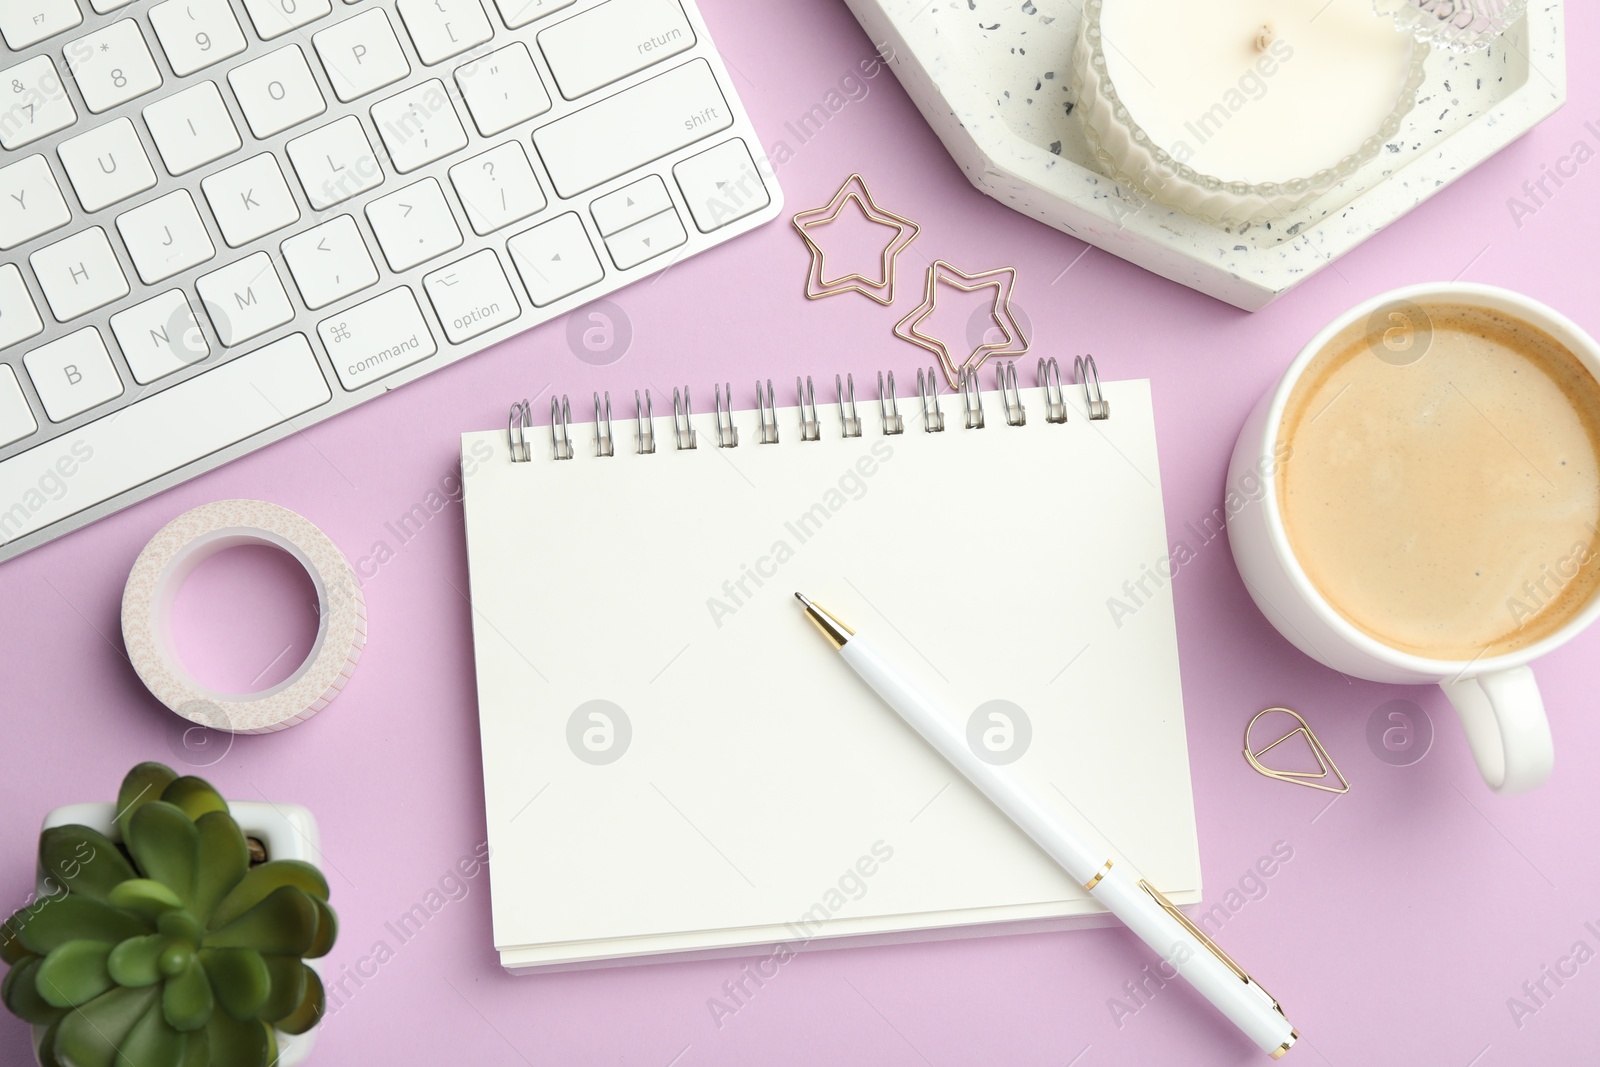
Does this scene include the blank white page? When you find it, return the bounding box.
[462,379,1201,965]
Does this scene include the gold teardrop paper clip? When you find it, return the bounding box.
[1244,707,1350,794]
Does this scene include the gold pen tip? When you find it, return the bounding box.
[796,593,852,648]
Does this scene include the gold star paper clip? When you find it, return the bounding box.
[792,174,921,306]
[892,260,1029,388]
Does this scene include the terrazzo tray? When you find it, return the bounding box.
[841,0,1566,310]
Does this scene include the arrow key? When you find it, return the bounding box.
[507,212,603,308]
[590,174,672,238]
[672,137,769,233]
[603,205,686,271]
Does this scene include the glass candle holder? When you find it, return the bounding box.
[1071,0,1429,225]
[1374,0,1526,52]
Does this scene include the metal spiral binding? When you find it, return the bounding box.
[635,389,655,455]
[550,395,574,461]
[505,357,1108,464]
[878,371,904,435]
[1076,355,1110,420]
[796,376,821,442]
[507,400,532,462]
[836,374,862,438]
[959,366,985,429]
[593,392,614,457]
[672,387,697,450]
[998,362,1026,426]
[756,379,779,444]
[1038,358,1068,423]
[917,367,945,432]
[714,383,739,448]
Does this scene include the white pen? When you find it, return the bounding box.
[795,593,1298,1059]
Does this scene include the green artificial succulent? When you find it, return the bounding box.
[1,763,335,1067]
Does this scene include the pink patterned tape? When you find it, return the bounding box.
[121,500,367,735]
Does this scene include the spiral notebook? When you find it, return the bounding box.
[460,362,1201,971]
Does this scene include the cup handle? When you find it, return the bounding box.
[1439,666,1553,794]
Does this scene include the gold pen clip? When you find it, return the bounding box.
[1138,879,1286,1016]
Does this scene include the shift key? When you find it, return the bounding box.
[533,59,731,198]
[319,287,438,391]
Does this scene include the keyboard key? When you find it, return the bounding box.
[366,178,463,272]
[397,0,493,66]
[533,59,730,198]
[492,0,574,30]
[229,45,327,139]
[24,327,123,421]
[507,212,603,307]
[202,154,300,247]
[673,137,769,232]
[449,142,544,236]
[281,215,379,310]
[0,366,37,449]
[0,265,46,351]
[57,117,157,213]
[286,116,383,211]
[538,0,694,100]
[0,335,330,545]
[424,250,520,344]
[313,10,410,103]
[319,287,437,390]
[110,289,209,384]
[143,81,241,176]
[90,0,139,12]
[454,43,550,136]
[196,252,294,347]
[590,175,671,236]
[604,205,684,269]
[115,190,215,285]
[0,57,79,151]
[0,155,72,251]
[241,0,332,40]
[0,0,81,50]
[31,227,128,321]
[64,20,163,113]
[149,0,247,77]
[371,80,468,173]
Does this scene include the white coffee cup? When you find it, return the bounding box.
[1227,282,1600,794]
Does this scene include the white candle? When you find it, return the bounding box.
[1073,0,1425,220]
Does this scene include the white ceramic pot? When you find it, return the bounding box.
[1226,282,1600,795]
[29,801,323,1067]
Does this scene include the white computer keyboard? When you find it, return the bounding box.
[0,0,782,562]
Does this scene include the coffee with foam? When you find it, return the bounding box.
[1277,303,1600,661]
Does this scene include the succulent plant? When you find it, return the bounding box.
[1,763,335,1067]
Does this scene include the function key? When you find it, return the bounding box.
[0,0,82,51]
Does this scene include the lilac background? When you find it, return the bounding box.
[5,2,1600,1064]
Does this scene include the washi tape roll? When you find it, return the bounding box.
[122,500,367,734]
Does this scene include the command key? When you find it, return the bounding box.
[318,287,438,391]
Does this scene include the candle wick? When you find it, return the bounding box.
[1255,22,1276,51]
